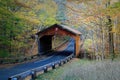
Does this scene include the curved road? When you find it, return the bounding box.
[0,39,75,80]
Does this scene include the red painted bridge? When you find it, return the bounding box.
[36,24,82,57]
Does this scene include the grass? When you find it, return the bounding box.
[36,58,120,80]
[35,59,90,80]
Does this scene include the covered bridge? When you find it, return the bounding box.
[36,24,82,57]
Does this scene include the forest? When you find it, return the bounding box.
[0,0,120,61]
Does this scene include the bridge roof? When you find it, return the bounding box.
[36,24,81,36]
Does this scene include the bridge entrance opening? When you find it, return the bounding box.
[36,24,81,57]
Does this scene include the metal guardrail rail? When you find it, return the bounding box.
[8,54,74,80]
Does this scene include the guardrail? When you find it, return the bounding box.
[8,54,74,80]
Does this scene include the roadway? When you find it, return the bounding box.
[0,39,75,80]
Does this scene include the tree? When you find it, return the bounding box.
[0,0,59,58]
[0,0,26,57]
[64,0,120,60]
[104,1,120,60]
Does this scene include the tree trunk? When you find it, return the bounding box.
[101,27,105,60]
[107,16,115,61]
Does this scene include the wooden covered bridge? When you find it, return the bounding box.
[36,24,82,57]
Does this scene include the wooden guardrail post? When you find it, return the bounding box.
[31,71,36,80]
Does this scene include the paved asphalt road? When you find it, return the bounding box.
[0,39,75,80]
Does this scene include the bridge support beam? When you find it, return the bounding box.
[75,36,80,57]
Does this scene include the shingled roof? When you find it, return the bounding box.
[36,24,81,35]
